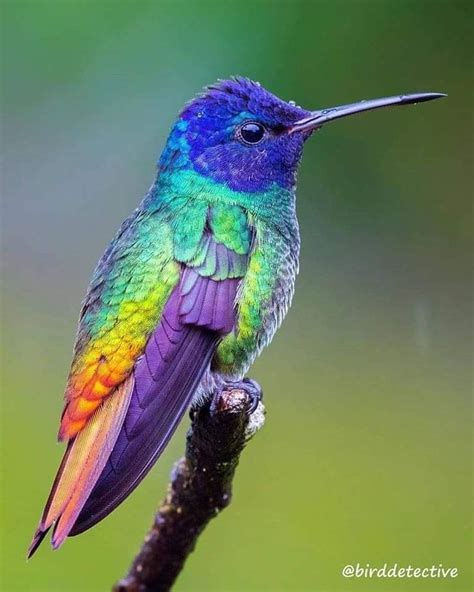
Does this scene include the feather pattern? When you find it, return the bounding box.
[70,240,244,534]
[29,164,301,554]
[28,376,134,557]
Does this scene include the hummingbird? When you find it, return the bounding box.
[28,77,445,556]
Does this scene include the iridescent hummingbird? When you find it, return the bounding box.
[28,77,444,556]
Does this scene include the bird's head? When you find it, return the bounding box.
[159,77,445,193]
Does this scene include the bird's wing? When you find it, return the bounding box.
[29,203,252,554]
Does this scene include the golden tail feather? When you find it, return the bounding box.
[28,376,134,557]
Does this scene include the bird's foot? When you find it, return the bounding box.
[211,378,263,416]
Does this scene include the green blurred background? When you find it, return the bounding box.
[1,1,472,591]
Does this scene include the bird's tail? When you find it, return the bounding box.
[27,376,134,558]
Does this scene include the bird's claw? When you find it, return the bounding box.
[241,378,263,415]
[211,378,262,415]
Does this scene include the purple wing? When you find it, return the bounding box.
[69,259,242,535]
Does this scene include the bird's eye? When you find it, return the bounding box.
[238,122,266,145]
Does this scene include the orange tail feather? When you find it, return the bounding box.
[28,376,134,557]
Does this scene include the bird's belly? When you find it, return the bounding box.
[212,229,299,379]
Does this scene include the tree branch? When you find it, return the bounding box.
[113,381,265,592]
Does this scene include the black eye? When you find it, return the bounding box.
[238,122,266,145]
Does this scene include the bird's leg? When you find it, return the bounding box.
[211,377,263,416]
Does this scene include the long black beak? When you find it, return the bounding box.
[290,92,446,133]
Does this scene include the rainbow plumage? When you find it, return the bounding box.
[29,77,444,556]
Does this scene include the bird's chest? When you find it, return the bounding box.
[213,220,300,378]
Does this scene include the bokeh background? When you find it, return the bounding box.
[1,1,472,591]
